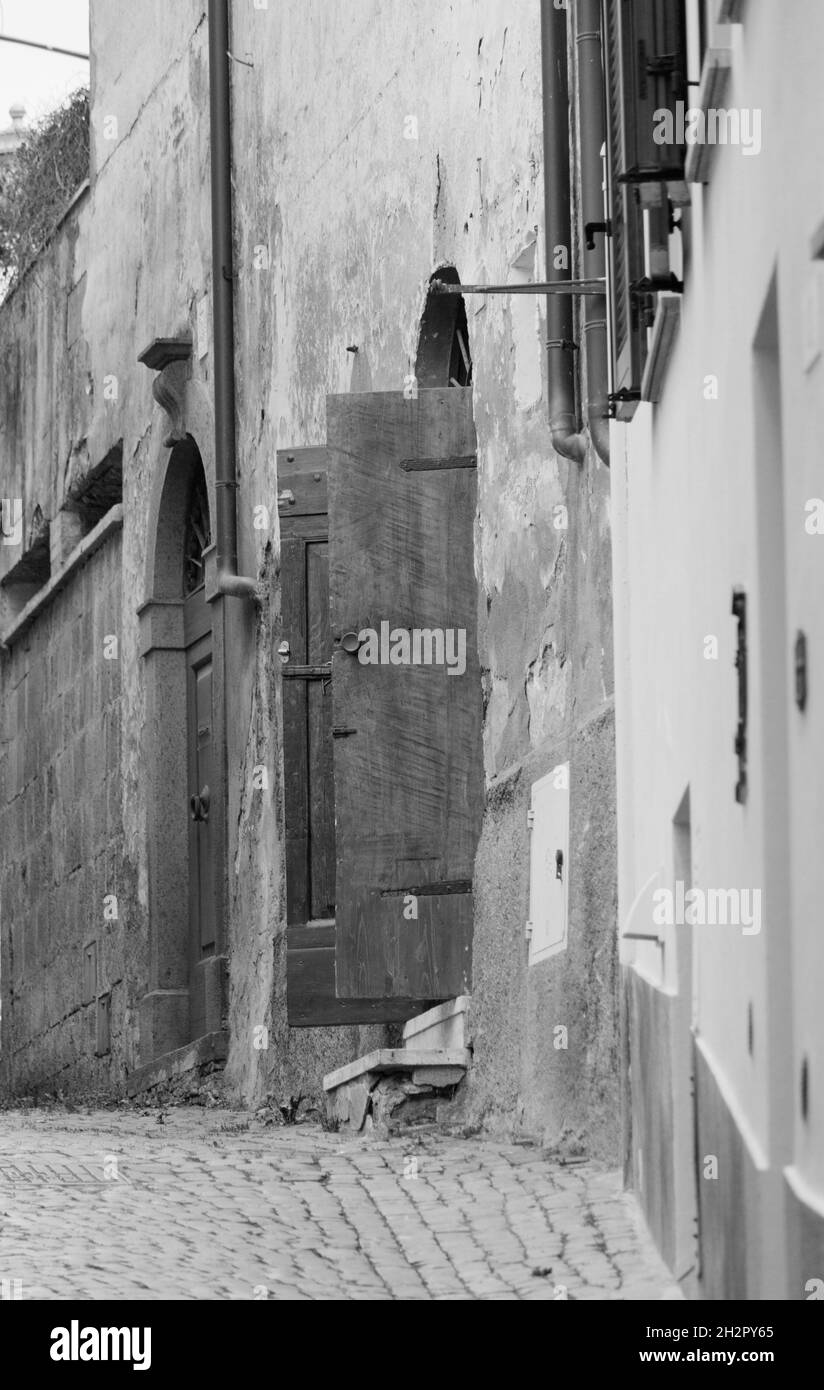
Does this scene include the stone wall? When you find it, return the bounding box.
[0,532,130,1093]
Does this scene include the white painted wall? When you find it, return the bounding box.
[614,0,824,1237]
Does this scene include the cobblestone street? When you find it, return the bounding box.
[0,1107,681,1300]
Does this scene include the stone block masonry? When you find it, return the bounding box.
[0,534,129,1095]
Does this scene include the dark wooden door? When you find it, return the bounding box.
[327,388,484,1001]
[185,587,215,1040]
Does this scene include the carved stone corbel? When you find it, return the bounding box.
[137,336,193,449]
[152,368,187,448]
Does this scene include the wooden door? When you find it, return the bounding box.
[327,388,484,1001]
[185,587,215,1040]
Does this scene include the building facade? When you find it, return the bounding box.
[0,0,617,1159]
[608,0,824,1300]
[4,0,819,1302]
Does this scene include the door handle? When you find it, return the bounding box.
[339,631,363,654]
[190,785,211,822]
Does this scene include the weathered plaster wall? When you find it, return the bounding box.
[85,0,376,1103]
[227,0,618,1145]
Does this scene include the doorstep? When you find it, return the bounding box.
[323,1045,471,1133]
[125,1030,228,1097]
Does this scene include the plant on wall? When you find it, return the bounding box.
[0,87,89,293]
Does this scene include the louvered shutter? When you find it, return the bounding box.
[327,388,484,1001]
[603,0,688,419]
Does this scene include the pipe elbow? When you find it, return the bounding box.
[587,409,610,466]
[550,413,587,464]
[216,569,262,602]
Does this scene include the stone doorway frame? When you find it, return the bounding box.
[136,364,229,1066]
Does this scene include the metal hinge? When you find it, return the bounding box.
[525,920,534,940]
[527,809,535,829]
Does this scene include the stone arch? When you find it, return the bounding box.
[143,378,217,605]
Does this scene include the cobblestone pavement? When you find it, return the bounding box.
[0,1107,681,1300]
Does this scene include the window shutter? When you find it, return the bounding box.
[614,0,688,194]
[327,388,484,1001]
[603,0,688,419]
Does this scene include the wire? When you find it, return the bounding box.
[0,34,89,61]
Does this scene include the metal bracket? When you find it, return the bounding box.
[585,220,612,250]
[795,631,808,712]
[432,278,606,298]
[618,166,687,185]
[732,588,748,804]
[630,274,684,297]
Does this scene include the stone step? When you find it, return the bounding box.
[401,994,471,1052]
[323,1047,471,1133]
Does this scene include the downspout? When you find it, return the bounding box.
[540,0,610,466]
[541,0,584,463]
[208,0,259,598]
[577,0,610,465]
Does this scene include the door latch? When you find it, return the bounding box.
[190,785,211,822]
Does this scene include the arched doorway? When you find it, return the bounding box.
[138,431,226,1064]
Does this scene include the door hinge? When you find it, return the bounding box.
[332,727,357,738]
[525,920,534,940]
[527,809,535,829]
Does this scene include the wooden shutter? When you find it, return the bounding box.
[281,447,433,1027]
[327,388,484,1001]
[278,448,335,927]
[603,0,688,419]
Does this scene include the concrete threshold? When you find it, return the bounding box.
[323,1047,470,1092]
[125,1030,228,1097]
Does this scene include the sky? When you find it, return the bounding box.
[0,0,89,129]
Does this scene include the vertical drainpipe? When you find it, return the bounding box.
[577,0,610,465]
[208,0,259,598]
[541,0,585,463]
[540,0,610,466]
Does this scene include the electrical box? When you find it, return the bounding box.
[527,763,570,965]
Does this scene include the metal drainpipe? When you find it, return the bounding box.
[541,0,585,463]
[208,0,258,598]
[577,0,610,465]
[540,0,610,467]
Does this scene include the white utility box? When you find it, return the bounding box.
[527,763,570,965]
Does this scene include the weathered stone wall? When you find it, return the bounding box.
[0,189,92,599]
[0,535,130,1093]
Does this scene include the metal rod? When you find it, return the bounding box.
[0,35,89,60]
[432,279,606,297]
